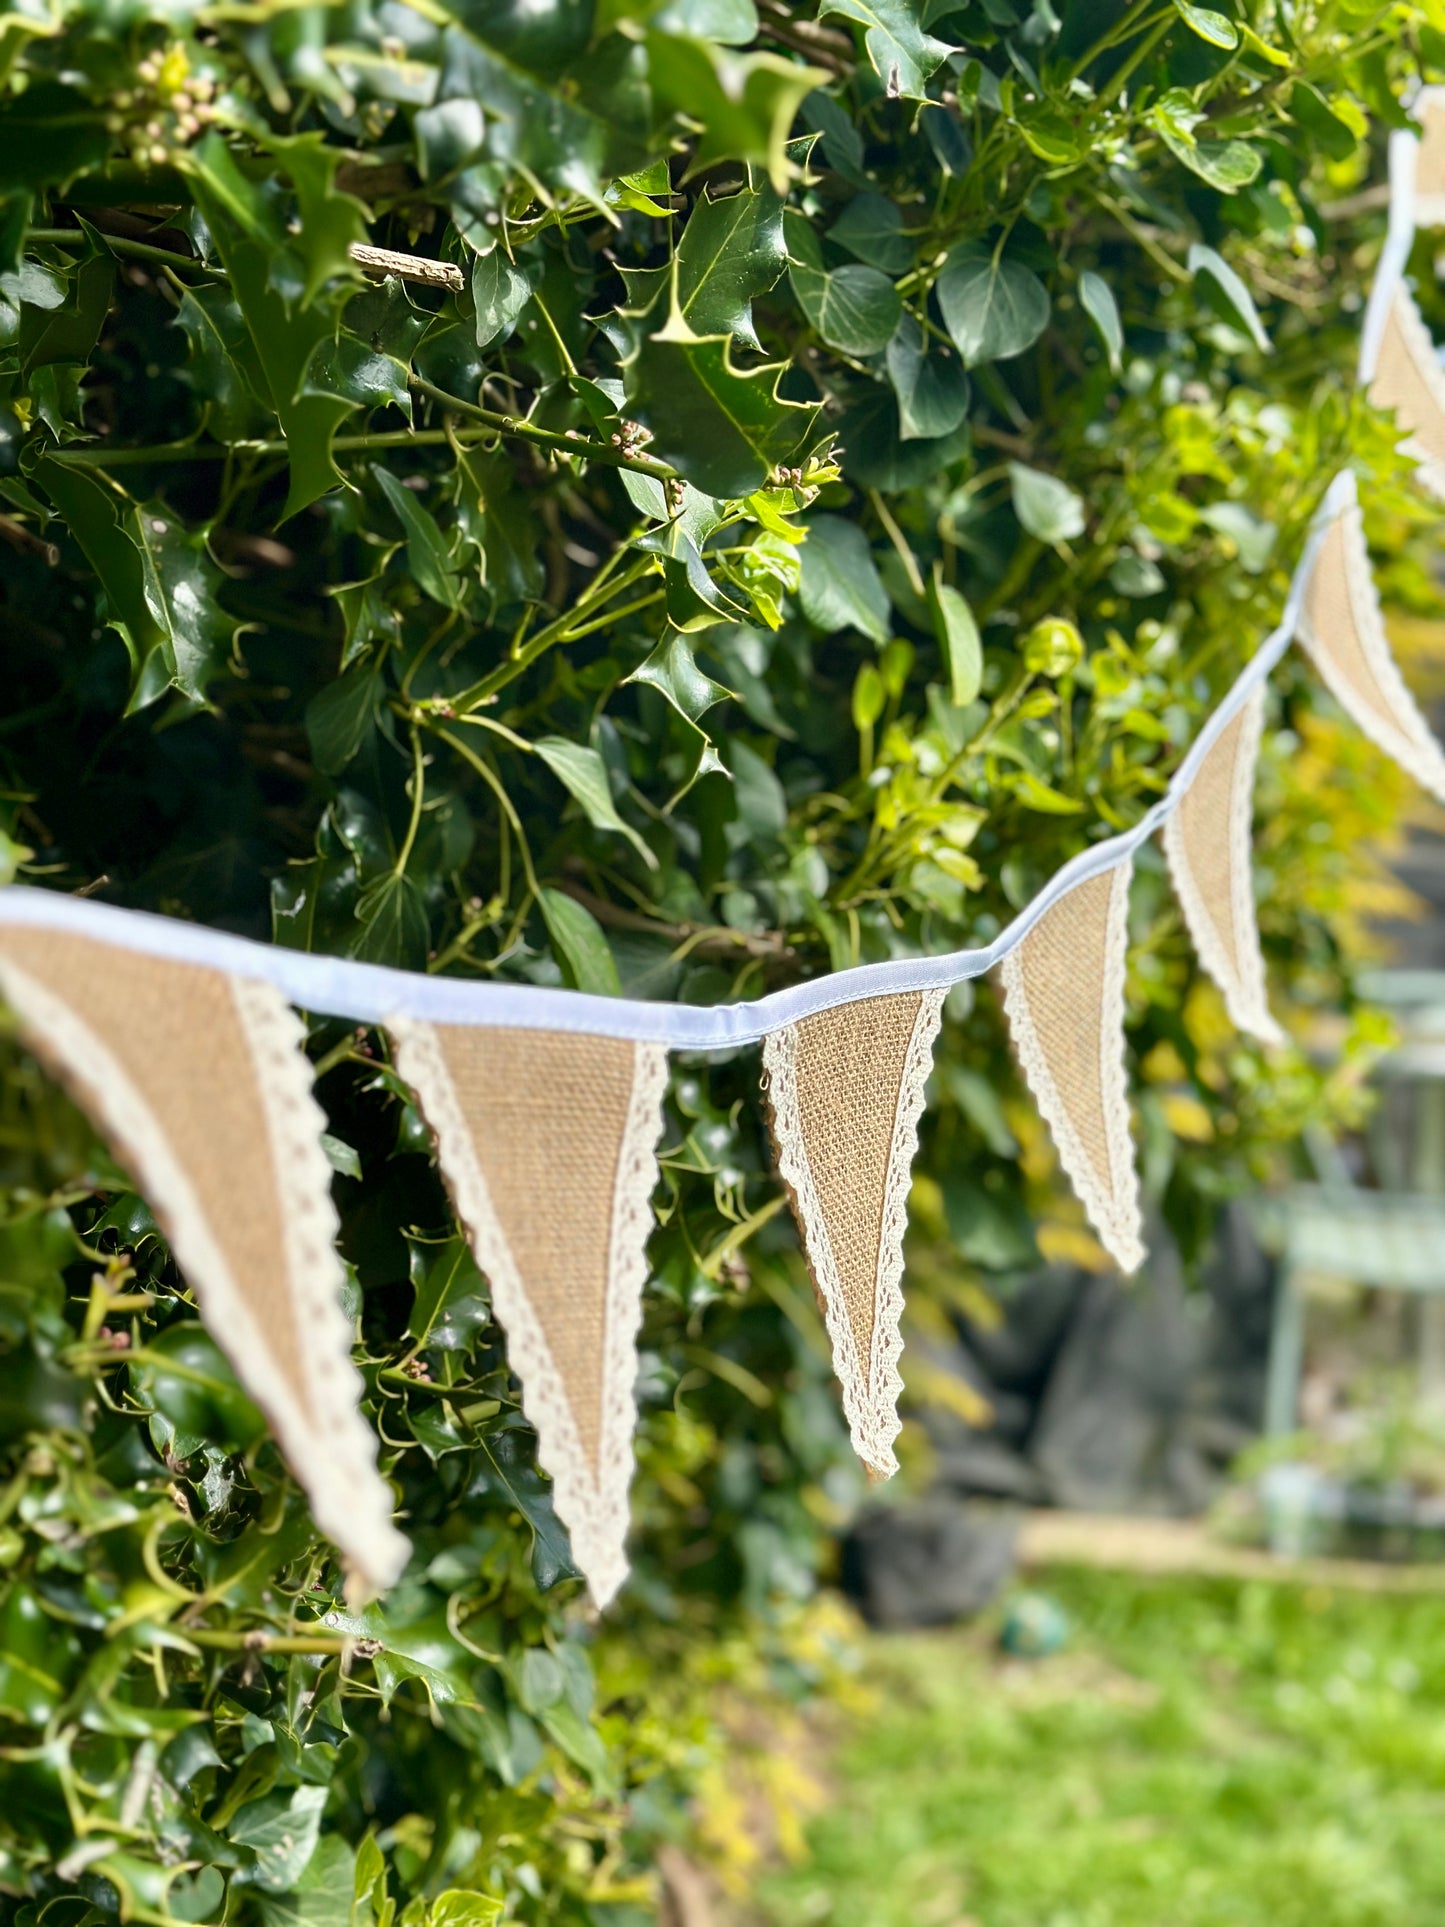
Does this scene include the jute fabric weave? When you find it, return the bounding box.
[1371,289,1445,499]
[1163,689,1282,1045]
[1414,93,1445,227]
[999,866,1144,1274]
[1299,501,1445,802]
[763,988,943,1478]
[389,1020,668,1606]
[0,929,407,1594]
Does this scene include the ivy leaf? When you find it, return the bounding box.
[1149,90,1261,191]
[624,308,822,499]
[1078,270,1123,375]
[786,210,900,356]
[798,515,889,642]
[353,872,431,969]
[471,246,532,349]
[828,193,914,274]
[533,737,657,868]
[937,249,1050,368]
[256,1834,355,1927]
[818,0,951,99]
[1188,243,1271,353]
[373,467,462,610]
[1009,463,1085,544]
[1171,0,1238,48]
[306,657,383,775]
[1290,82,1359,163]
[232,1788,329,1895]
[538,888,621,995]
[885,314,969,440]
[929,578,982,706]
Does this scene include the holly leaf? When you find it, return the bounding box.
[186,134,360,519]
[624,307,822,499]
[453,443,545,602]
[818,0,951,99]
[271,133,369,307]
[308,277,429,423]
[646,32,824,192]
[173,283,269,440]
[629,627,734,721]
[625,173,786,352]
[37,461,233,705]
[407,1237,492,1352]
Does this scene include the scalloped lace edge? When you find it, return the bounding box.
[763,990,943,1478]
[389,1020,666,1610]
[1297,495,1445,805]
[0,958,407,1594]
[1162,687,1284,1047]
[1382,285,1445,502]
[1000,865,1146,1275]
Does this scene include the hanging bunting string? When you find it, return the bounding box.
[4,92,1445,1606]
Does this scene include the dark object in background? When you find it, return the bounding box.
[841,1498,1020,1629]
[913,1204,1277,1520]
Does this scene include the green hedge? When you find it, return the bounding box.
[0,1,1438,1920]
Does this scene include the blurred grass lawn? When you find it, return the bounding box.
[747,1566,1445,1927]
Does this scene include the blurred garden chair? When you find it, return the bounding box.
[1256,970,1445,1439]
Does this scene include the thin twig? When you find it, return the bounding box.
[350,242,464,291]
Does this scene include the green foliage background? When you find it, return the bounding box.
[0,0,1441,1919]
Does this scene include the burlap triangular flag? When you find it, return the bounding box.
[1369,283,1445,499]
[0,929,407,1594]
[1411,89,1445,229]
[1297,484,1445,802]
[1163,688,1284,1046]
[762,988,944,1479]
[388,1021,668,1608]
[999,864,1144,1274]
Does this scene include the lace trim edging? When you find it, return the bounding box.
[1000,865,1146,1275]
[1162,688,1284,1047]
